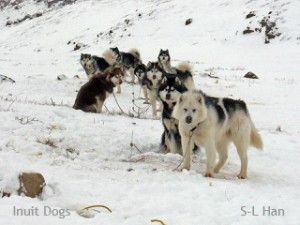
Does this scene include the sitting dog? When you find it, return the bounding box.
[73,67,124,113]
[158,75,188,154]
[110,47,142,83]
[158,49,172,73]
[172,90,263,179]
[134,63,149,104]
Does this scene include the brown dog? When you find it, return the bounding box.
[73,67,124,113]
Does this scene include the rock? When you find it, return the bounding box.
[5,20,13,26]
[185,18,192,26]
[34,12,43,18]
[57,74,68,80]
[246,12,256,19]
[74,43,84,51]
[244,72,259,79]
[18,173,46,198]
[2,192,11,198]
[243,29,254,34]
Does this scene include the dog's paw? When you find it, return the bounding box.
[237,174,247,179]
[204,172,214,178]
[213,167,220,173]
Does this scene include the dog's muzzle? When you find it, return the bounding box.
[185,116,192,124]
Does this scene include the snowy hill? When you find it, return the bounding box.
[0,0,300,224]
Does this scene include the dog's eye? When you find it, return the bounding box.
[192,109,196,113]
[183,108,187,112]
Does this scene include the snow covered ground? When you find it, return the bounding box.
[0,0,299,224]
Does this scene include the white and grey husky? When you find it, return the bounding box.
[173,90,263,179]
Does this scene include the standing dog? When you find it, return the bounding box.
[172,90,263,179]
[144,61,165,117]
[110,47,142,83]
[80,51,123,93]
[134,63,149,104]
[73,68,124,113]
[158,75,188,154]
[158,50,195,90]
[80,54,110,78]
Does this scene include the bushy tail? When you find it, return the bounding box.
[250,121,263,150]
[129,48,141,59]
[176,62,193,75]
[102,49,117,65]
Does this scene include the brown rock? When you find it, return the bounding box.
[18,173,46,198]
[243,29,254,35]
[244,72,259,79]
[185,18,193,26]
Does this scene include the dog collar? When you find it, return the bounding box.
[189,122,202,137]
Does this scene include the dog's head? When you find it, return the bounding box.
[172,90,207,126]
[159,75,187,106]
[106,67,124,85]
[80,54,93,67]
[134,64,147,80]
[158,49,170,63]
[146,61,164,88]
[110,47,122,65]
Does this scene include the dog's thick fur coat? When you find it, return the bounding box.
[73,68,124,113]
[173,90,263,179]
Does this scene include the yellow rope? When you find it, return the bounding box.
[151,219,166,225]
[82,204,112,213]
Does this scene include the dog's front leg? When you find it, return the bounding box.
[203,139,217,177]
[116,84,121,94]
[129,68,136,83]
[180,134,193,170]
[142,86,149,104]
[149,92,157,117]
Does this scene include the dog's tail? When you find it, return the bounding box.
[102,49,117,65]
[250,120,263,150]
[129,48,141,59]
[176,62,193,75]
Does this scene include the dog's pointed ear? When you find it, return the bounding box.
[161,76,167,84]
[175,77,182,85]
[178,94,184,103]
[195,93,203,103]
[147,61,152,68]
[166,49,169,53]
[159,49,163,53]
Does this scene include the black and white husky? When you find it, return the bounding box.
[158,75,188,154]
[134,63,149,104]
[173,90,263,178]
[158,49,195,90]
[80,51,123,92]
[109,47,142,83]
[144,62,165,117]
[80,54,110,78]
[158,49,172,73]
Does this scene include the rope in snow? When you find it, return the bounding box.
[151,219,166,225]
[78,204,166,224]
[82,204,112,212]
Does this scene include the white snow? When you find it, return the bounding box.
[0,0,299,224]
